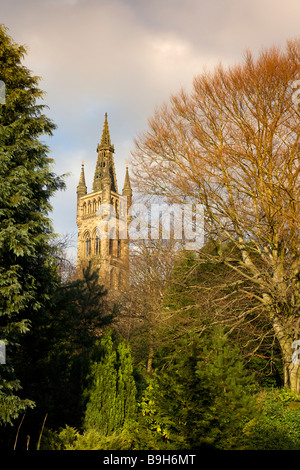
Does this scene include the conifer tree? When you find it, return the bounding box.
[84,332,137,435]
[148,329,258,449]
[0,25,64,425]
[116,339,137,426]
[195,327,258,448]
[9,262,114,441]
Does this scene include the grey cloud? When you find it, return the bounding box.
[2,0,300,242]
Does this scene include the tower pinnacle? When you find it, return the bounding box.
[122,164,132,197]
[93,113,117,192]
[100,112,112,148]
[77,162,87,197]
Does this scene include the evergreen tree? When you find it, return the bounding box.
[84,331,137,435]
[116,340,137,426]
[162,247,282,387]
[195,327,258,448]
[147,329,258,449]
[7,262,114,449]
[50,261,114,355]
[0,25,64,426]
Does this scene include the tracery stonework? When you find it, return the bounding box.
[76,113,132,292]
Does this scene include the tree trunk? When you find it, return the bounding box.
[271,313,300,394]
[284,361,300,394]
[147,344,154,373]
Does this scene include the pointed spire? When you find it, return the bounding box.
[122,165,132,197]
[77,162,87,197]
[100,112,111,147]
[93,113,117,193]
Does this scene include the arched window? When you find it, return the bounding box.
[82,202,87,215]
[84,232,91,257]
[85,237,91,258]
[95,236,101,255]
[117,240,121,258]
[88,201,91,214]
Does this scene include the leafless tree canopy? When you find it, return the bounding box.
[130,39,300,392]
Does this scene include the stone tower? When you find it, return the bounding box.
[76,113,132,292]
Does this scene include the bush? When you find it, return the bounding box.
[243,389,300,449]
[41,422,163,450]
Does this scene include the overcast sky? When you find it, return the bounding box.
[2,0,300,258]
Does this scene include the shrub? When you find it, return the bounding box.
[243,389,300,449]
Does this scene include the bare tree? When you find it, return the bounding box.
[50,233,77,283]
[131,39,300,392]
[116,239,176,372]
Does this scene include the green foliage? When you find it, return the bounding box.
[23,323,300,451]
[67,429,131,450]
[141,328,259,450]
[244,389,300,449]
[138,379,170,444]
[83,331,137,435]
[195,327,258,449]
[0,25,64,426]
[9,262,114,448]
[275,387,300,403]
[43,426,126,450]
[0,390,34,428]
[40,426,78,450]
[41,422,160,450]
[162,248,283,389]
[246,353,283,389]
[49,261,113,356]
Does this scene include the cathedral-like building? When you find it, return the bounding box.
[76,113,132,292]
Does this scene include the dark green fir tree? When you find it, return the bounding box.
[146,328,258,449]
[84,331,137,435]
[9,262,114,443]
[0,25,64,426]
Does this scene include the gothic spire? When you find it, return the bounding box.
[77,162,87,197]
[100,112,111,147]
[122,165,132,197]
[93,113,118,193]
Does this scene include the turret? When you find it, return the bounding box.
[77,162,87,198]
[122,165,132,201]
